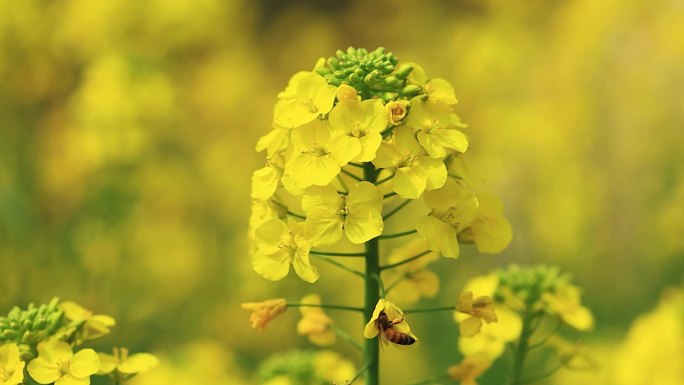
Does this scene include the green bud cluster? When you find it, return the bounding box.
[495,265,570,304]
[316,47,421,101]
[0,297,64,345]
[258,350,318,385]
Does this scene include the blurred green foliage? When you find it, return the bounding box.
[1,0,682,384]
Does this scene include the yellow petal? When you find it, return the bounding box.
[394,166,427,199]
[344,210,383,244]
[292,250,319,283]
[69,349,100,378]
[96,353,117,375]
[251,166,280,200]
[460,316,484,337]
[301,185,339,214]
[305,209,344,246]
[117,353,160,374]
[363,300,386,339]
[426,78,458,105]
[56,374,90,385]
[416,216,459,258]
[28,357,61,384]
[252,250,291,281]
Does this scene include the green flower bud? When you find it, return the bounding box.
[394,63,414,79]
[400,84,422,97]
[3,329,19,339]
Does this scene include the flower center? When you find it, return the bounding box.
[348,121,366,138]
[305,144,329,157]
[399,152,419,168]
[335,195,349,218]
[0,367,13,381]
[439,207,463,227]
[304,97,318,114]
[57,358,71,376]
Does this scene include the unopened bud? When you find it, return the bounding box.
[336,84,358,102]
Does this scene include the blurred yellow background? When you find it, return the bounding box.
[1,0,682,384]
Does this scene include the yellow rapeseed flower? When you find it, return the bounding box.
[329,99,388,162]
[296,295,335,346]
[460,193,513,254]
[456,275,522,359]
[28,340,99,385]
[97,347,159,376]
[406,99,468,158]
[302,181,383,245]
[456,291,498,337]
[373,126,447,199]
[385,239,439,304]
[252,218,319,283]
[283,119,359,191]
[425,78,458,105]
[0,343,24,385]
[543,284,594,331]
[274,72,337,128]
[386,100,410,126]
[251,154,285,201]
[447,353,492,385]
[59,301,116,341]
[416,179,479,258]
[241,298,288,331]
[363,299,418,347]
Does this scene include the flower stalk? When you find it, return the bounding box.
[363,162,381,385]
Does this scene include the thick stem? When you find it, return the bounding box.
[363,162,380,385]
[509,306,537,385]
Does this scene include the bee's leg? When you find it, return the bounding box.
[390,317,405,325]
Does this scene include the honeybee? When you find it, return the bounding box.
[376,311,416,346]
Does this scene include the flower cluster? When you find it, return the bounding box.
[249,46,513,285]
[448,265,595,385]
[0,298,158,385]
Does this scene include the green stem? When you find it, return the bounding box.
[379,229,417,239]
[309,250,366,257]
[348,361,372,385]
[509,307,538,385]
[380,250,430,271]
[382,198,412,221]
[376,173,394,185]
[311,254,365,278]
[334,325,364,351]
[363,162,381,385]
[341,168,363,182]
[403,306,455,314]
[286,303,364,312]
[383,192,397,199]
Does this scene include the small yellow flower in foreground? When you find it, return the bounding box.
[255,123,290,157]
[416,179,479,258]
[364,299,418,347]
[373,126,447,199]
[329,99,388,162]
[252,218,319,283]
[456,291,498,337]
[0,343,24,385]
[60,301,116,340]
[335,84,358,102]
[386,100,410,126]
[297,295,335,346]
[406,99,468,158]
[97,347,159,375]
[302,181,383,245]
[543,284,594,331]
[241,298,287,331]
[447,353,492,385]
[460,193,513,254]
[28,340,99,385]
